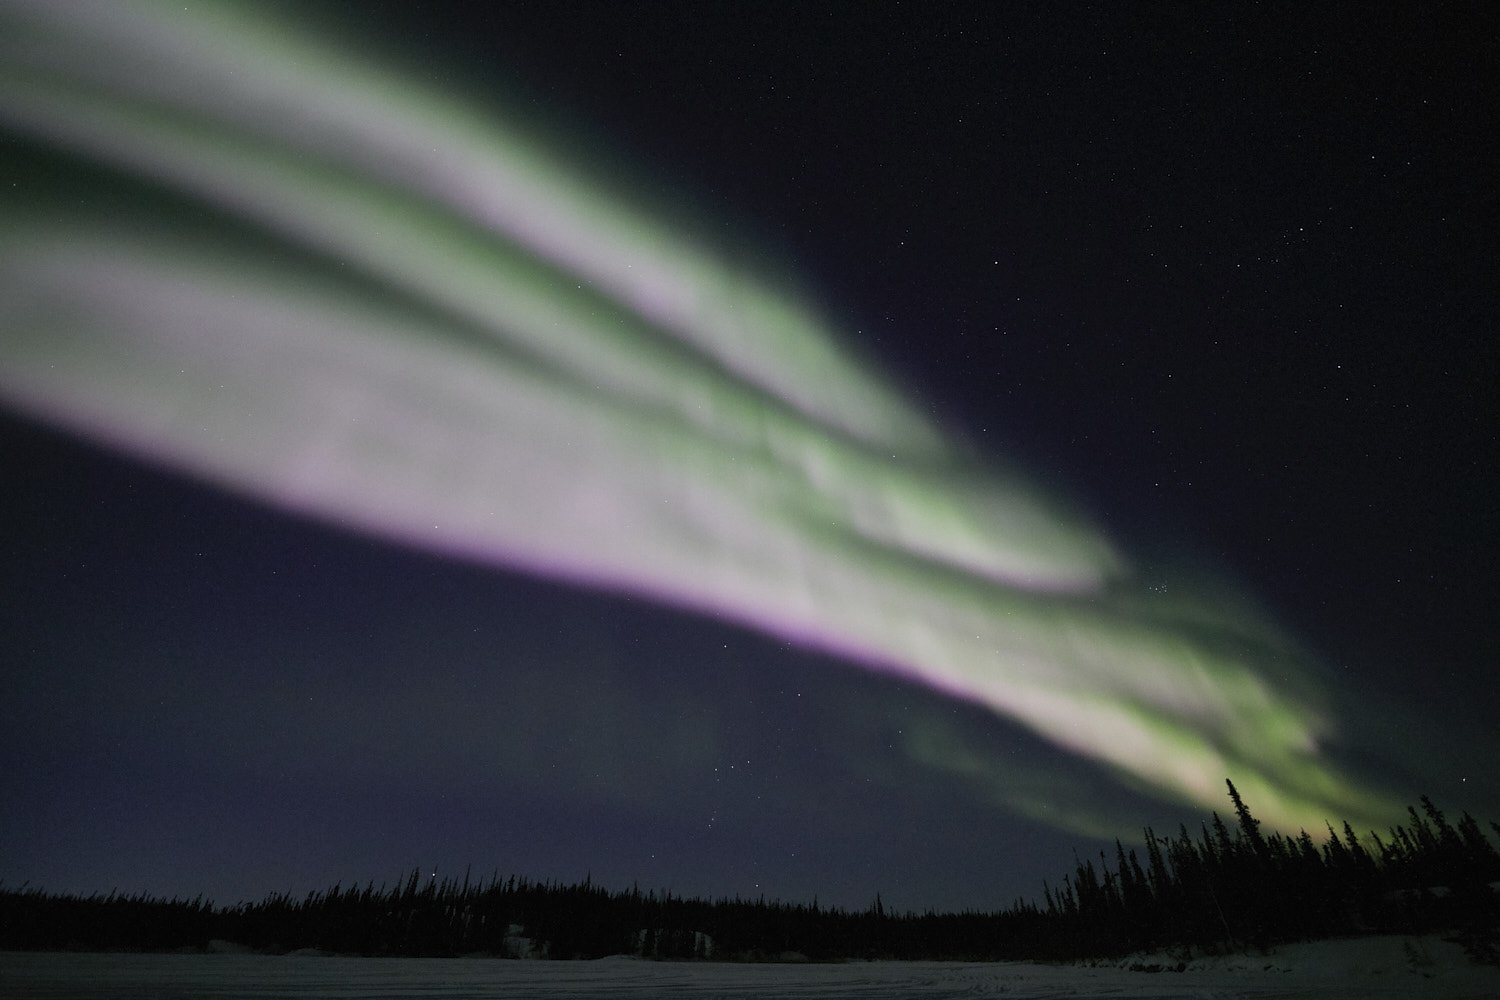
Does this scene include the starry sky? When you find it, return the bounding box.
[1,1,1496,914]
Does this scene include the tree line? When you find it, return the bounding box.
[1039,782,1499,961]
[2,782,1495,962]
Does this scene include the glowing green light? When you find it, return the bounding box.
[0,0,1400,836]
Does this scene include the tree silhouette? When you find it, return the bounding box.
[2,785,1495,962]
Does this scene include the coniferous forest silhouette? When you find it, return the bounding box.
[3,783,1497,964]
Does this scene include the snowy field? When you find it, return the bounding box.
[2,936,1495,998]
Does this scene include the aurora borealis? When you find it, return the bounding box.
[1,1,1493,910]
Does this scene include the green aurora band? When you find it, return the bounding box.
[0,1,1400,836]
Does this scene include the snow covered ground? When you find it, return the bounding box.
[1,935,1495,998]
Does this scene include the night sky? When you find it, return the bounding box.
[1,1,1496,914]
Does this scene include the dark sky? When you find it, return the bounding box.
[1,1,1496,913]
